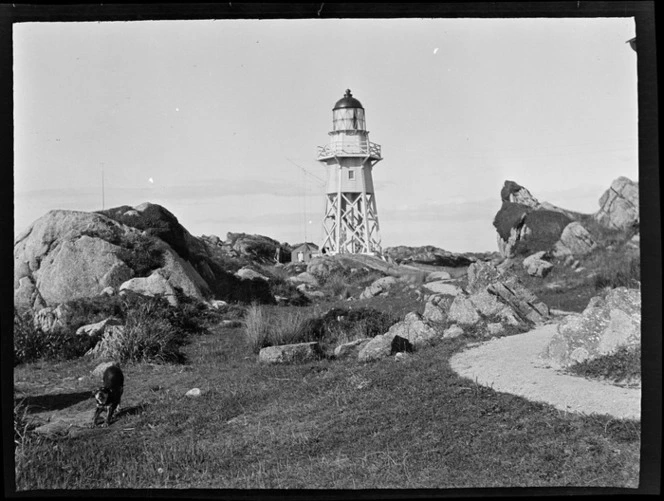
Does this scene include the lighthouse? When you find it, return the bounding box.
[317,89,383,255]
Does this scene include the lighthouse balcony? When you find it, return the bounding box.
[317,141,382,160]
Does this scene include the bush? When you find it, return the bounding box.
[493,202,532,241]
[13,309,95,365]
[567,346,641,384]
[14,310,45,365]
[115,233,164,277]
[512,210,572,256]
[101,297,188,363]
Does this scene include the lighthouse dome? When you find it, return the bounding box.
[333,89,364,110]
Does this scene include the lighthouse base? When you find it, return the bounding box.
[322,192,381,255]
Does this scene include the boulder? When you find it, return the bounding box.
[466,261,503,294]
[288,272,319,287]
[307,256,346,280]
[119,272,179,307]
[447,296,482,326]
[258,342,324,364]
[86,325,126,359]
[384,246,474,267]
[593,177,639,231]
[235,267,269,281]
[487,282,549,325]
[359,276,397,299]
[158,245,209,300]
[552,222,597,257]
[227,232,283,262]
[423,301,446,323]
[358,332,394,362]
[422,281,463,296]
[76,318,122,340]
[540,287,640,368]
[443,325,464,339]
[486,323,504,336]
[523,251,553,277]
[426,271,452,282]
[334,338,371,359]
[17,231,134,309]
[358,312,439,362]
[33,303,74,334]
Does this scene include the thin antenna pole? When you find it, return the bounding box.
[101,163,105,210]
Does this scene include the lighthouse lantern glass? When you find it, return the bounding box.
[333,108,366,131]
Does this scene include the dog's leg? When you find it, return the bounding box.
[92,406,103,428]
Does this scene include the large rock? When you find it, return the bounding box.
[358,312,440,362]
[540,287,640,368]
[235,267,269,281]
[423,281,463,296]
[384,246,475,267]
[13,211,137,310]
[86,325,127,359]
[552,222,597,257]
[466,261,549,325]
[306,256,346,280]
[487,282,549,325]
[523,251,553,277]
[288,272,320,287]
[119,272,179,306]
[33,303,74,334]
[594,177,639,231]
[448,296,482,326]
[227,232,284,262]
[158,245,209,300]
[334,338,371,359]
[258,342,324,364]
[359,276,397,299]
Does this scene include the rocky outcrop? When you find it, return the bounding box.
[540,287,641,368]
[358,312,440,362]
[422,281,463,296]
[226,232,287,263]
[119,272,179,306]
[522,251,554,277]
[384,246,475,267]
[466,261,550,326]
[235,267,269,281]
[334,338,371,359]
[14,203,291,312]
[359,276,397,299]
[593,177,639,231]
[258,342,324,364]
[306,256,346,281]
[551,222,597,258]
[13,210,141,311]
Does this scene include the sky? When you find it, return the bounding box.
[13,17,638,253]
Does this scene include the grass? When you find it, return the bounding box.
[243,303,400,354]
[567,346,641,386]
[13,322,640,490]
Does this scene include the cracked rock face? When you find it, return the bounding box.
[593,176,639,231]
[540,287,641,368]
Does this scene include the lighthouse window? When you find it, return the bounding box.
[348,171,355,180]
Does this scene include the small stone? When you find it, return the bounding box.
[185,388,202,398]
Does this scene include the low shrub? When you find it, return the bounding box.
[115,233,164,277]
[268,278,310,306]
[106,297,188,363]
[593,254,640,290]
[567,346,641,384]
[13,309,95,365]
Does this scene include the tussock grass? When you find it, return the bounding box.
[567,346,641,385]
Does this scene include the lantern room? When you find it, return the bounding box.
[332,89,366,131]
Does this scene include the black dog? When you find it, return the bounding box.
[92,365,124,428]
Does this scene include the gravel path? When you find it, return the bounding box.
[449,323,641,421]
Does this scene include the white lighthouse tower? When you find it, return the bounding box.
[317,89,383,255]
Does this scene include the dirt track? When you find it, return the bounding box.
[449,323,641,421]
